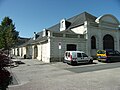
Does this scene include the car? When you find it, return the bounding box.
[97,50,120,62]
[64,51,93,65]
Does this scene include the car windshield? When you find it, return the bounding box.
[105,50,120,56]
[97,50,106,54]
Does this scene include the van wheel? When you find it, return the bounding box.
[71,61,77,66]
[89,60,93,64]
[63,60,66,63]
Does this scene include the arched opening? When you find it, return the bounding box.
[21,48,23,57]
[17,48,19,56]
[34,45,38,59]
[103,34,114,50]
[91,36,96,49]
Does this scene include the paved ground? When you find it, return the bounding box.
[8,58,120,90]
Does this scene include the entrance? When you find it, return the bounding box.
[34,45,38,59]
[66,44,77,51]
[103,34,114,50]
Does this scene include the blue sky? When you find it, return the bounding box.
[0,0,120,38]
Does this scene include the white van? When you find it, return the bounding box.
[64,51,93,65]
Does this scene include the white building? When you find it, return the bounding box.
[12,12,120,63]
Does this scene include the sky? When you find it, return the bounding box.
[0,0,120,38]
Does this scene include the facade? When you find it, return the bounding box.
[12,12,120,63]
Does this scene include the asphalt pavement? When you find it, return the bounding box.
[8,58,120,90]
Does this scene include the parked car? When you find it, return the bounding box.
[97,50,120,62]
[64,51,93,65]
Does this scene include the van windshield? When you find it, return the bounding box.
[82,53,88,57]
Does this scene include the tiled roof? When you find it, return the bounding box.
[47,12,97,31]
[19,38,34,47]
[31,36,48,44]
[67,12,97,29]
[13,37,30,47]
[18,12,97,46]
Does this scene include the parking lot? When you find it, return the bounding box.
[8,59,120,90]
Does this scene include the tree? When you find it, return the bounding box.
[0,25,4,48]
[0,17,19,50]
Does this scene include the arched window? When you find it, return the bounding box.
[91,36,96,49]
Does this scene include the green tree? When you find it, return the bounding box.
[0,17,19,50]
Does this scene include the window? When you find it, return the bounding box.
[82,53,88,57]
[66,44,77,51]
[91,36,96,49]
[77,53,82,57]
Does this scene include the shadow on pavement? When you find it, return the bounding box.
[66,62,120,73]
[14,61,25,65]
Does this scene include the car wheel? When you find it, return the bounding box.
[106,59,111,63]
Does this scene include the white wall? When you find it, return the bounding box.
[71,26,85,34]
[19,47,21,56]
[41,41,50,63]
[36,40,50,63]
[15,48,18,56]
[11,48,15,55]
[22,47,26,57]
[37,45,42,60]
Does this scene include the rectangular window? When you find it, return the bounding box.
[82,53,88,57]
[77,53,82,57]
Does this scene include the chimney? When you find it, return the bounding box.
[33,32,36,40]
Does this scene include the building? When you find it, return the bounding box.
[12,12,120,63]
[11,37,30,57]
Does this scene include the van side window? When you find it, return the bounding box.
[65,52,70,58]
[77,53,82,57]
[82,53,88,57]
[65,52,67,57]
[68,52,70,57]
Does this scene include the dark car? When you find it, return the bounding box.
[97,50,120,62]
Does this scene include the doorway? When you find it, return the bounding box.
[34,45,38,59]
[103,34,114,50]
[66,44,77,51]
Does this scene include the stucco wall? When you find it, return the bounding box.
[37,45,42,60]
[50,37,86,62]
[22,47,26,57]
[87,23,120,57]
[36,40,50,63]
[41,41,50,63]
[19,47,21,56]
